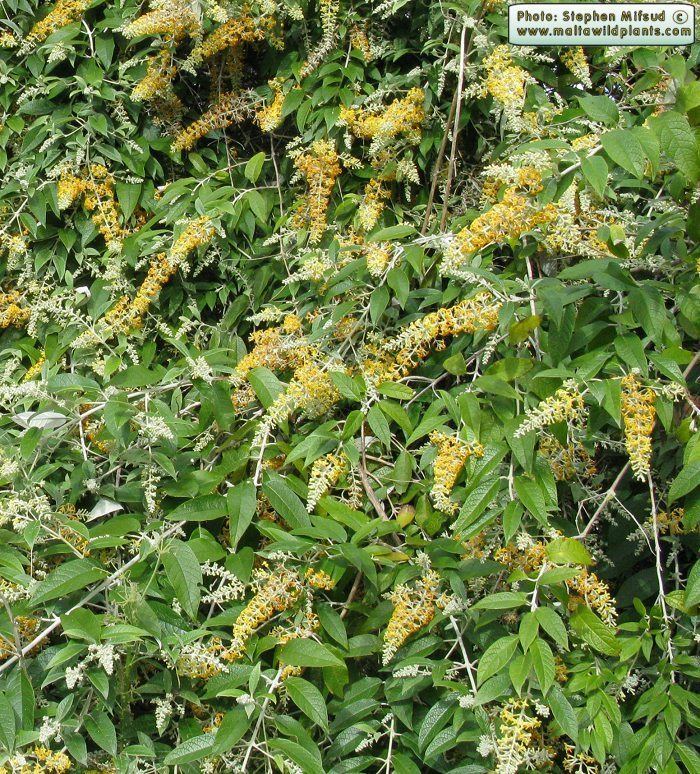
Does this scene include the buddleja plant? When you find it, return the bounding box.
[0,0,698,772]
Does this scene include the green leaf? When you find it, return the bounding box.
[212,708,251,755]
[535,606,569,649]
[530,639,555,695]
[518,612,539,651]
[285,677,329,730]
[114,182,141,221]
[164,734,215,766]
[162,539,202,617]
[547,683,578,741]
[167,494,228,522]
[367,403,391,447]
[473,592,528,610]
[578,95,619,125]
[684,560,700,609]
[262,471,311,529]
[545,537,593,566]
[368,224,415,242]
[0,692,15,752]
[570,606,620,655]
[244,151,266,183]
[30,559,106,607]
[514,477,548,525]
[601,129,646,177]
[227,481,256,549]
[279,638,343,668]
[649,110,700,182]
[268,738,323,774]
[85,711,117,757]
[581,154,608,198]
[668,461,700,503]
[248,366,285,408]
[477,635,519,685]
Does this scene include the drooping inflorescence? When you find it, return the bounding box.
[620,373,656,479]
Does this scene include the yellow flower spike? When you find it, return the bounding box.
[256,80,286,132]
[291,139,343,243]
[339,88,425,146]
[429,431,484,514]
[567,569,618,628]
[172,92,253,152]
[620,373,656,480]
[122,0,200,43]
[21,0,90,51]
[306,452,347,512]
[382,569,440,664]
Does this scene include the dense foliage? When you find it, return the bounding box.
[0,0,699,771]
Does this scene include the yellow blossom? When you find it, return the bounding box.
[256,80,285,132]
[339,88,425,146]
[561,47,593,88]
[227,566,302,660]
[383,569,440,663]
[620,373,656,479]
[291,139,342,243]
[567,570,617,628]
[21,0,90,51]
[358,178,390,232]
[306,451,347,512]
[172,92,252,152]
[516,381,586,436]
[122,0,200,43]
[429,431,484,514]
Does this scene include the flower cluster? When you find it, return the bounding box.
[131,50,182,122]
[493,699,543,774]
[2,745,72,773]
[291,139,343,243]
[567,570,618,628]
[358,178,391,232]
[369,292,502,382]
[256,80,285,132]
[122,0,200,43]
[495,539,547,574]
[0,290,30,329]
[538,436,596,481]
[105,217,215,334]
[652,507,686,536]
[443,185,556,274]
[256,360,341,444]
[20,0,90,52]
[57,165,126,252]
[306,451,347,512]
[620,373,656,479]
[382,569,440,664]
[561,47,593,88]
[186,13,271,68]
[515,381,586,436]
[349,23,375,61]
[339,88,425,152]
[172,91,253,152]
[229,565,302,659]
[364,242,392,278]
[480,45,531,127]
[429,431,484,514]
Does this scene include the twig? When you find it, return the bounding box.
[648,474,675,678]
[439,22,468,233]
[340,571,362,620]
[241,668,283,772]
[449,616,478,694]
